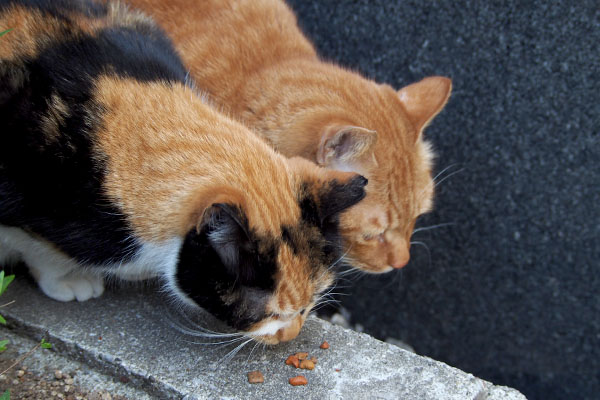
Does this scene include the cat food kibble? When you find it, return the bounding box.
[299,359,315,370]
[320,341,329,349]
[294,352,309,360]
[289,375,308,386]
[247,370,264,384]
[285,355,300,368]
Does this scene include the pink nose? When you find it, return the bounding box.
[391,258,409,269]
[390,246,410,269]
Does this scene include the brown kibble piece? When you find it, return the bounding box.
[320,341,329,349]
[289,375,308,386]
[247,370,264,384]
[294,352,309,360]
[299,359,315,370]
[285,355,300,368]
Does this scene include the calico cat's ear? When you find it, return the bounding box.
[317,125,377,167]
[397,76,452,140]
[202,203,252,278]
[318,174,369,219]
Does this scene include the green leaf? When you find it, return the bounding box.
[0,314,5,325]
[0,274,14,295]
[40,338,52,349]
[0,271,4,294]
[0,339,8,352]
[0,389,9,400]
[0,29,12,38]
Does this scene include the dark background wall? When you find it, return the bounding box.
[285,1,599,399]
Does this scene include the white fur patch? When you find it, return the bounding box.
[0,224,184,302]
[0,225,103,301]
[109,238,181,281]
[250,319,291,337]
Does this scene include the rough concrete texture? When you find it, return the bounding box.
[0,279,525,399]
[0,329,153,399]
[284,1,599,399]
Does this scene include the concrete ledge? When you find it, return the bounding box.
[1,279,526,399]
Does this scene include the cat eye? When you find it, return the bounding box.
[363,232,386,243]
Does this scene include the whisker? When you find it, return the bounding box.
[410,241,432,268]
[412,222,455,235]
[246,340,262,362]
[431,163,460,184]
[182,336,248,346]
[167,316,241,339]
[217,338,254,365]
[434,168,464,188]
[329,245,353,270]
[170,323,242,339]
[320,292,349,297]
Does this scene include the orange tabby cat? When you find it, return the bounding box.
[126,0,452,273]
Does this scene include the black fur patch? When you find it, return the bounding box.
[0,0,107,18]
[175,206,279,331]
[0,0,187,264]
[293,175,368,270]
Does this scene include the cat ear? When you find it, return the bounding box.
[318,174,368,219]
[202,203,252,277]
[317,125,377,167]
[397,76,452,140]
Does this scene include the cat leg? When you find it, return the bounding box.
[0,226,104,301]
[0,240,23,267]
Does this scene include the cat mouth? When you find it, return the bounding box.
[349,258,395,274]
[248,315,304,345]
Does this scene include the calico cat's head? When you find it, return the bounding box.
[298,74,452,273]
[169,162,367,344]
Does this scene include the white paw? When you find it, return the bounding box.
[38,272,104,302]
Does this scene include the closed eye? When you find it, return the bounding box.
[363,232,385,243]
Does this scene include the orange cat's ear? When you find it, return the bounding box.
[317,125,377,167]
[397,76,452,140]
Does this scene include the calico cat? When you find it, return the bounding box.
[0,0,367,344]
[127,0,453,273]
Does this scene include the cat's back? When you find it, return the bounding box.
[127,0,317,102]
[0,0,190,257]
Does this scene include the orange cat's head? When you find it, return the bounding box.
[294,74,452,273]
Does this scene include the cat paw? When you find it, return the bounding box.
[38,273,104,302]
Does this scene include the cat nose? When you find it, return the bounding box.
[390,257,409,269]
[390,245,410,269]
[276,315,302,342]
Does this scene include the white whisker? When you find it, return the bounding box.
[217,338,254,365]
[431,163,460,184]
[182,336,248,346]
[246,340,262,362]
[412,222,455,235]
[410,241,432,268]
[434,168,464,188]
